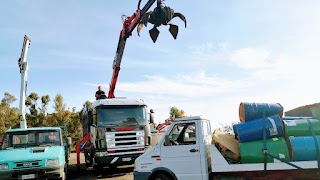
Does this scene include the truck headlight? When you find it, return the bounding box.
[96,151,108,157]
[0,164,8,170]
[46,159,60,167]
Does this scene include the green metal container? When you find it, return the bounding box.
[240,137,290,163]
[283,119,320,137]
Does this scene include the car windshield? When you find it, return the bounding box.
[1,130,61,149]
[97,105,147,126]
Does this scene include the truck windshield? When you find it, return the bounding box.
[97,105,147,126]
[1,130,61,150]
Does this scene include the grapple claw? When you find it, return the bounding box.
[149,27,160,43]
[169,24,178,39]
[173,12,187,28]
[137,1,186,42]
[137,23,144,36]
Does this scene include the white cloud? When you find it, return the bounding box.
[116,71,244,97]
[190,42,229,62]
[230,48,271,69]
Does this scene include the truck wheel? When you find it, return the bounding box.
[60,172,66,180]
[152,172,172,180]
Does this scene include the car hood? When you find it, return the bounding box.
[0,146,64,163]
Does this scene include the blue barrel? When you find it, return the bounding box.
[233,115,283,143]
[239,102,283,122]
[233,124,238,139]
[282,116,313,120]
[289,136,320,161]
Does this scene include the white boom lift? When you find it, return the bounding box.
[18,35,31,129]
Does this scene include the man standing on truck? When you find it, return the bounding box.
[95,85,105,100]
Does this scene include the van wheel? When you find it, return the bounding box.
[152,173,172,180]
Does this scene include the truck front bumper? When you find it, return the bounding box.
[0,165,64,180]
[95,154,142,166]
[133,171,152,180]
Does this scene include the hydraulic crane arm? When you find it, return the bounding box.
[108,0,156,98]
[18,35,31,129]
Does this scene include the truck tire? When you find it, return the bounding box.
[60,172,66,180]
[151,172,172,180]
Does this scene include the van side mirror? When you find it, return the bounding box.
[88,110,93,126]
[149,109,154,124]
[164,135,170,146]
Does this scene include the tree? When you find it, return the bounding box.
[1,92,16,105]
[54,93,66,112]
[0,91,83,139]
[46,93,82,138]
[40,95,50,115]
[169,107,185,119]
[0,93,19,134]
[25,92,40,127]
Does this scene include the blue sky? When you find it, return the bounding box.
[1,0,320,129]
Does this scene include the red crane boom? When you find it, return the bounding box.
[108,0,156,98]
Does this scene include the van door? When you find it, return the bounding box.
[160,122,203,180]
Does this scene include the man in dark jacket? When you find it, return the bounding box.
[95,86,105,100]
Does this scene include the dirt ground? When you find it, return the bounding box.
[67,153,134,180]
[67,133,164,179]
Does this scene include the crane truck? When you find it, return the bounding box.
[78,0,159,169]
[0,35,72,180]
[134,116,320,180]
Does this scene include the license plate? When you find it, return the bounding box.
[21,174,35,179]
[122,157,132,162]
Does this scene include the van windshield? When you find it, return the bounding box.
[1,130,61,149]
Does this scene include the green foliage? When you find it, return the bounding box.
[54,93,66,112]
[1,92,16,105]
[0,92,82,138]
[169,106,185,118]
[41,95,50,114]
[0,93,19,134]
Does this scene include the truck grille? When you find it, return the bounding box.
[13,160,42,170]
[106,130,145,155]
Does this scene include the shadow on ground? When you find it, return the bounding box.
[67,161,134,179]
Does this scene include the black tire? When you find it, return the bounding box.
[151,172,172,180]
[60,172,66,180]
[109,165,117,169]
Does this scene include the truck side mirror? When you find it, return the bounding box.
[88,110,93,126]
[67,137,72,146]
[164,135,170,146]
[149,109,154,124]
